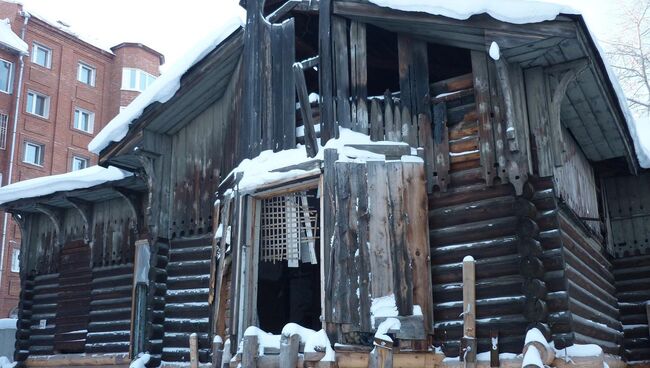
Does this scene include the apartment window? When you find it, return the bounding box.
[77,62,95,86]
[71,156,89,171]
[73,108,94,133]
[10,248,19,273]
[0,59,13,93]
[121,68,156,92]
[23,141,44,166]
[0,113,8,149]
[32,42,51,68]
[26,91,50,118]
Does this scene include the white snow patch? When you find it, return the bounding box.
[243,326,281,354]
[522,345,543,368]
[281,323,316,342]
[304,329,336,361]
[463,255,475,262]
[226,128,418,193]
[489,41,500,61]
[129,353,150,368]
[370,294,398,327]
[524,328,549,349]
[476,352,518,361]
[374,317,401,342]
[553,342,603,358]
[0,19,26,54]
[88,8,245,154]
[0,319,16,329]
[296,123,322,137]
[0,357,14,368]
[0,165,132,205]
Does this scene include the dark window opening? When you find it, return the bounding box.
[427,43,472,85]
[256,189,321,333]
[366,24,400,97]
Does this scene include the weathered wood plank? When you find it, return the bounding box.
[322,149,339,324]
[367,161,393,299]
[350,21,368,134]
[432,103,449,192]
[333,16,352,129]
[470,51,496,186]
[319,0,336,142]
[370,99,384,141]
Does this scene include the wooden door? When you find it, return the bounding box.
[54,239,91,353]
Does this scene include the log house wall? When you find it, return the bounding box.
[14,196,141,365]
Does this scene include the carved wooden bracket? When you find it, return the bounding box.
[546,58,589,167]
[65,197,94,244]
[113,187,142,232]
[134,148,160,240]
[494,57,519,153]
[34,204,66,245]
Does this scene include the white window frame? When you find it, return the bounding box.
[26,90,50,118]
[77,62,96,86]
[0,113,8,150]
[23,141,44,166]
[73,107,94,133]
[71,156,89,171]
[0,58,13,94]
[10,248,19,273]
[121,67,156,92]
[31,42,52,69]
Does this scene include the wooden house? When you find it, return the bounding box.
[2,0,650,367]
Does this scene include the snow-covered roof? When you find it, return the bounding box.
[0,166,132,205]
[88,9,245,155]
[368,0,649,168]
[0,18,27,54]
[25,9,114,54]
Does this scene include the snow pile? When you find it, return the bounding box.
[0,19,27,54]
[367,0,578,25]
[0,357,14,368]
[242,324,335,362]
[374,317,401,342]
[522,345,543,368]
[524,328,549,350]
[227,128,419,194]
[489,41,500,61]
[0,166,132,205]
[88,8,245,154]
[370,294,399,327]
[129,353,150,368]
[0,319,16,329]
[630,115,650,168]
[553,342,603,358]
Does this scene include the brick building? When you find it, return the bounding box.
[0,1,164,317]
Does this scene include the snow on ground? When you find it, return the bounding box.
[0,319,16,329]
[88,8,245,154]
[368,0,650,168]
[370,294,399,328]
[553,342,603,358]
[0,357,14,368]
[0,19,27,54]
[0,166,131,205]
[241,324,334,361]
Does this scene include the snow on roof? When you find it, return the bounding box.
[88,9,245,155]
[368,0,649,169]
[0,18,26,54]
[0,166,132,205]
[23,9,113,54]
[227,128,420,194]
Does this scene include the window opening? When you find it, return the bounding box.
[256,188,321,333]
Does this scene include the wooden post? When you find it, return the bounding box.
[242,335,258,368]
[490,330,499,368]
[190,333,199,368]
[647,302,650,338]
[279,333,300,368]
[368,346,394,368]
[212,338,224,368]
[130,239,150,357]
[461,256,477,367]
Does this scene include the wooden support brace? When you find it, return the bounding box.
[266,0,299,23]
[294,63,319,158]
[113,187,143,231]
[34,204,65,245]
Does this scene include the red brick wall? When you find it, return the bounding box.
[0,1,163,317]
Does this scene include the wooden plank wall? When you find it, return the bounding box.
[169,66,242,239]
[553,131,600,234]
[322,151,432,344]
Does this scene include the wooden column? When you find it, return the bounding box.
[524,67,553,177]
[131,239,151,358]
[242,335,258,368]
[470,51,496,186]
[189,333,199,368]
[350,21,368,134]
[461,256,477,367]
[319,0,337,142]
[279,333,300,368]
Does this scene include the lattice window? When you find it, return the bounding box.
[260,191,318,267]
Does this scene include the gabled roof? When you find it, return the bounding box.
[0,18,26,54]
[88,11,245,156]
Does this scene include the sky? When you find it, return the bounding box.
[13,0,631,68]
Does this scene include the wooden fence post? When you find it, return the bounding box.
[212,337,223,368]
[242,335,258,368]
[461,256,477,367]
[189,333,199,368]
[130,239,150,357]
[279,333,300,368]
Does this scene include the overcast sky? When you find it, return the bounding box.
[15,0,632,69]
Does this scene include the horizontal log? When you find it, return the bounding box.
[448,120,478,141]
[430,236,518,265]
[429,184,514,209]
[26,353,130,367]
[566,279,619,318]
[433,276,523,304]
[429,195,519,228]
[432,255,520,284]
[434,295,525,321]
[430,216,519,246]
[558,213,610,269]
[431,73,473,96]
[565,266,618,306]
[569,297,622,331]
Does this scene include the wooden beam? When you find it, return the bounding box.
[63,197,94,243]
[471,51,496,186]
[266,0,299,23]
[333,16,352,128]
[34,204,65,245]
[350,21,368,134]
[319,0,337,142]
[294,63,319,157]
